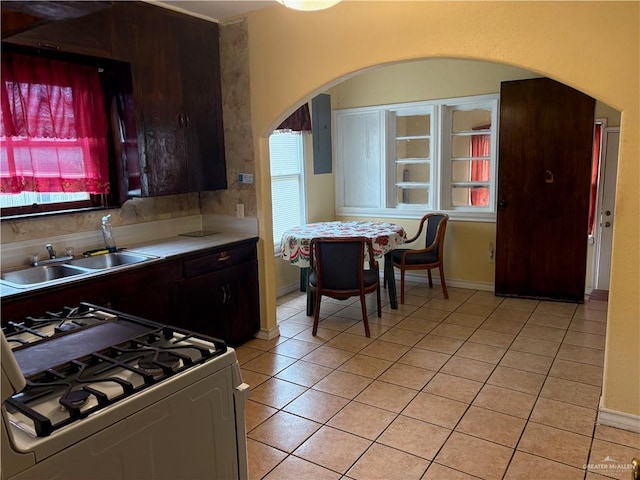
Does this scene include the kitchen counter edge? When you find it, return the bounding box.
[0,233,259,299]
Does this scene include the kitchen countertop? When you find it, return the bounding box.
[0,232,258,298]
[121,231,257,258]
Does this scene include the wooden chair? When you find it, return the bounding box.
[388,213,449,304]
[308,237,381,337]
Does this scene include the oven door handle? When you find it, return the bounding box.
[233,382,250,480]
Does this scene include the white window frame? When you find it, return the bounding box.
[386,104,435,211]
[270,132,307,255]
[440,96,499,216]
[335,93,499,222]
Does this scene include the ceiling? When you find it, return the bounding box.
[154,1,276,23]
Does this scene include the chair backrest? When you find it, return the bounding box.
[310,237,374,291]
[424,213,449,258]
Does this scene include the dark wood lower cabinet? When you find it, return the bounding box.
[179,240,260,346]
[0,261,182,324]
[1,240,261,346]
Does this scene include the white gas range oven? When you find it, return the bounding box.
[1,302,250,480]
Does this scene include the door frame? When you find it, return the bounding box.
[591,125,619,291]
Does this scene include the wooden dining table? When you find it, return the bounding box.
[280,221,407,314]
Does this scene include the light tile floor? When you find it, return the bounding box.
[238,282,639,480]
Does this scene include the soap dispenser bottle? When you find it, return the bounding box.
[101,214,117,253]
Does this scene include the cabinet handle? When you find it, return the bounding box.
[221,284,230,303]
[178,114,184,128]
[184,114,190,127]
[36,43,60,51]
[218,254,230,262]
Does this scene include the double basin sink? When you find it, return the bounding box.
[1,252,157,289]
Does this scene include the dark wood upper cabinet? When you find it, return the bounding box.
[1,1,111,38]
[2,0,227,197]
[111,2,227,195]
[180,17,227,192]
[2,5,113,58]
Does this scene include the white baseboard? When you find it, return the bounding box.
[402,272,494,292]
[277,283,301,297]
[276,273,494,298]
[255,326,280,341]
[598,405,640,433]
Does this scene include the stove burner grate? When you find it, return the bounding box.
[137,351,181,375]
[62,389,91,408]
[3,304,227,438]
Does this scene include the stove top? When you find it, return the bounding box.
[2,303,227,438]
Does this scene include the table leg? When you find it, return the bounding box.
[299,267,307,292]
[384,253,398,309]
[300,268,315,316]
[306,287,315,316]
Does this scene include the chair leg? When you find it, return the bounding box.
[439,265,449,299]
[400,269,406,304]
[427,269,433,288]
[360,293,371,337]
[376,283,382,318]
[312,291,322,336]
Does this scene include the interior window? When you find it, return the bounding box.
[335,94,498,221]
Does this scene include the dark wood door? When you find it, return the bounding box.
[495,78,595,302]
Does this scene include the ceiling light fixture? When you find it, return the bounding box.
[275,0,342,12]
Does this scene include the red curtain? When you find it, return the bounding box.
[275,103,312,133]
[470,134,490,206]
[0,52,109,194]
[588,124,603,235]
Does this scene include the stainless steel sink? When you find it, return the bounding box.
[0,252,157,289]
[1,264,90,287]
[66,252,155,270]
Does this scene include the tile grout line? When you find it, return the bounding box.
[250,290,608,479]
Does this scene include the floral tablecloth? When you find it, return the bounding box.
[280,221,407,268]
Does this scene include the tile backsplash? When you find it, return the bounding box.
[0,190,258,270]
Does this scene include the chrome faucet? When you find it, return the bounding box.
[32,244,75,266]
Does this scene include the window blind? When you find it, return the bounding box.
[270,133,306,247]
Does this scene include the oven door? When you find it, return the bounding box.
[5,362,248,480]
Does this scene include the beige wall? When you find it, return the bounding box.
[246,1,639,419]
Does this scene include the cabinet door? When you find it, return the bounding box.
[111,3,188,196]
[180,269,230,341]
[181,260,260,346]
[335,110,384,209]
[224,260,260,345]
[111,262,182,325]
[179,17,227,192]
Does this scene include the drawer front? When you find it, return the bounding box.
[183,243,256,278]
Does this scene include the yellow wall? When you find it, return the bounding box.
[324,58,620,292]
[246,1,639,418]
